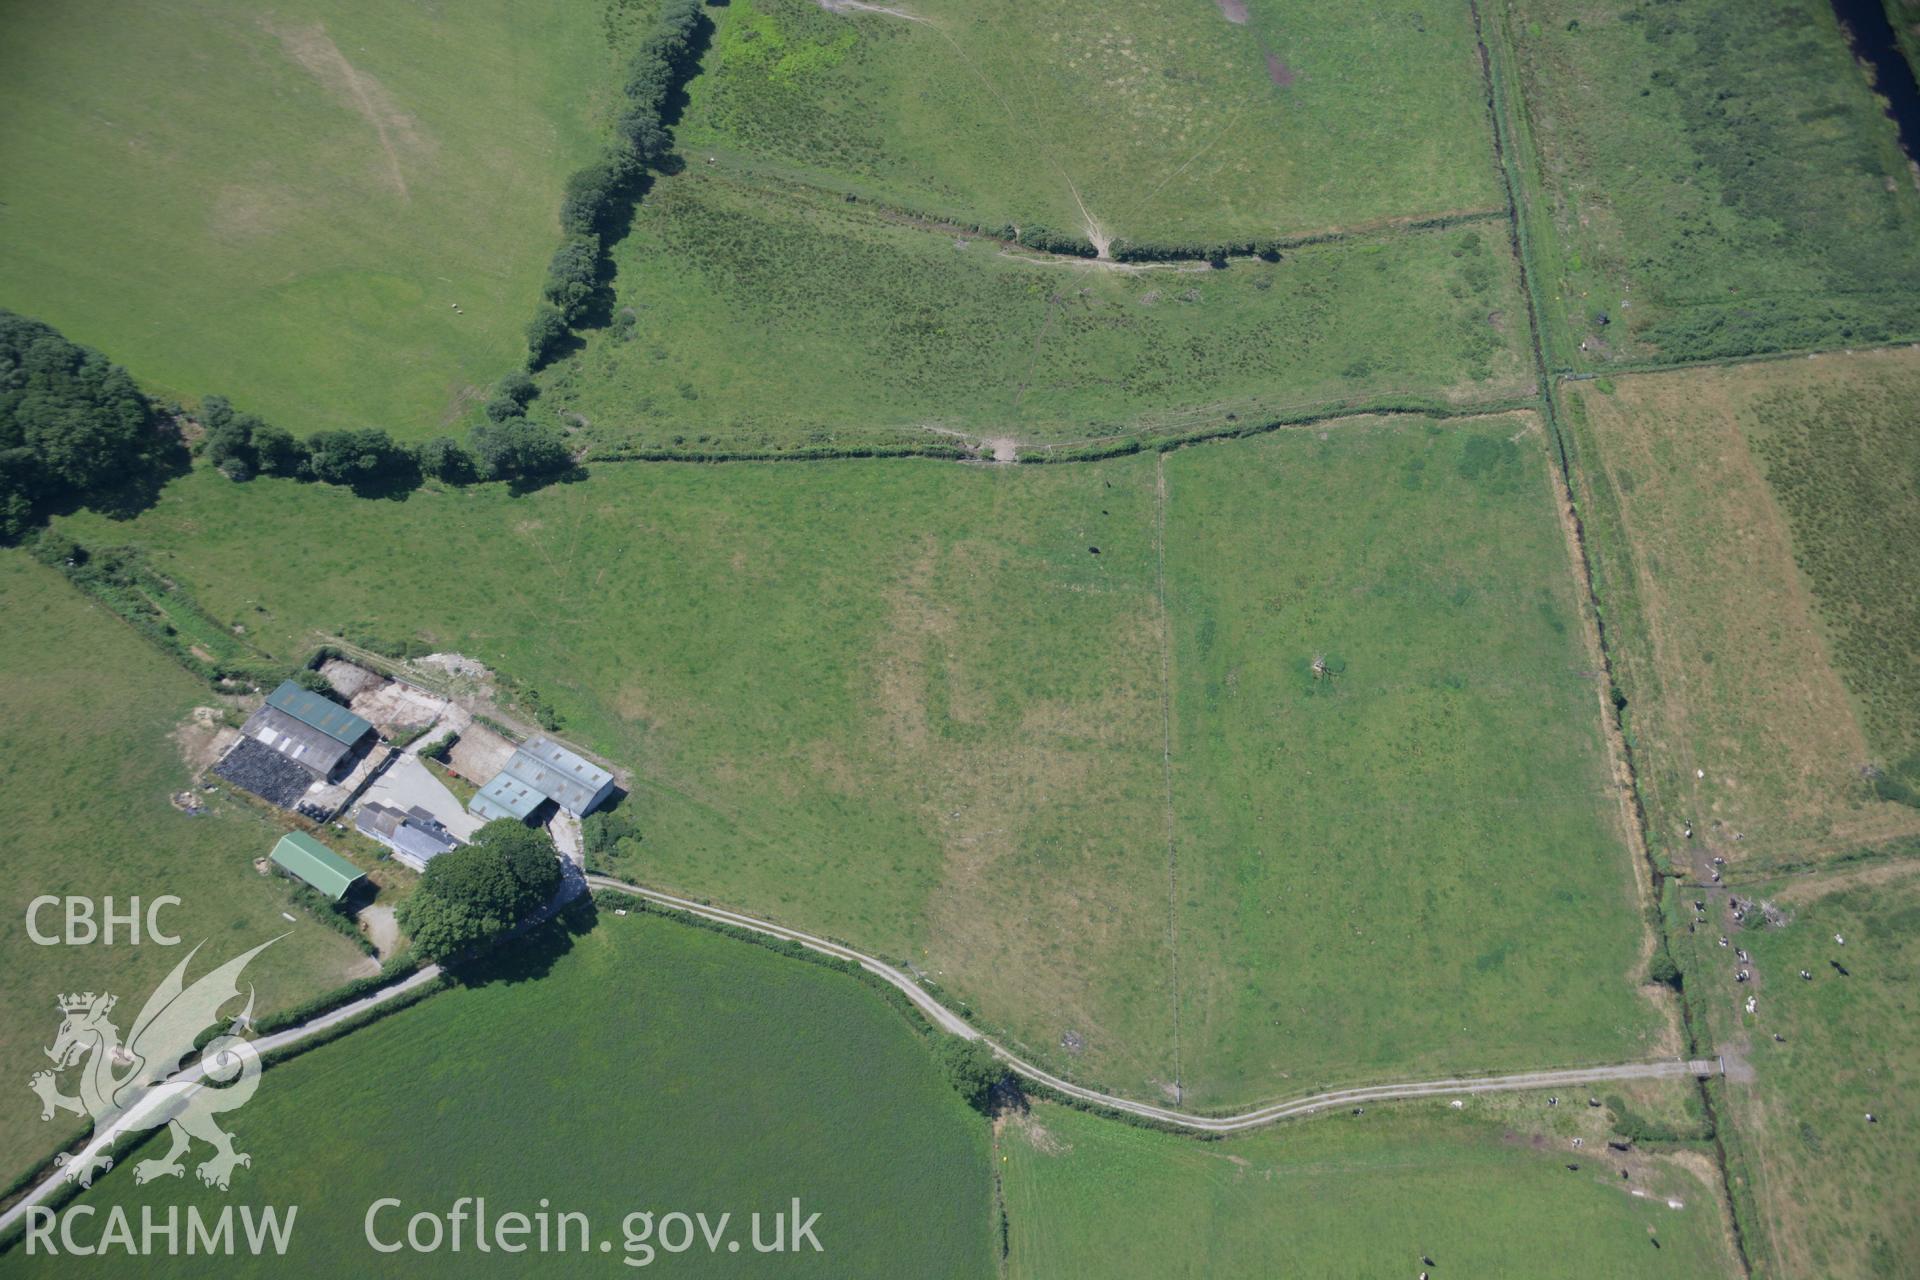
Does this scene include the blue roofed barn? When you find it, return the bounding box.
[468,736,614,824]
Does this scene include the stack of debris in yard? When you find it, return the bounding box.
[322,657,451,739]
[213,738,324,814]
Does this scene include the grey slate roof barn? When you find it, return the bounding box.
[239,705,356,778]
[237,680,376,780]
[356,800,462,872]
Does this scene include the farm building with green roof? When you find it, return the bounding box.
[269,831,365,902]
[264,680,374,745]
[230,680,377,788]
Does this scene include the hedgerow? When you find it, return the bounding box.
[30,534,283,687]
[529,0,714,370]
[250,953,424,1037]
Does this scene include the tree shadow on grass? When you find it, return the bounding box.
[574,168,661,332]
[505,463,590,499]
[30,433,192,535]
[448,896,598,991]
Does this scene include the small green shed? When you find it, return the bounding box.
[269,831,365,902]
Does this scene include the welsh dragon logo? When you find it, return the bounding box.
[29,938,276,1191]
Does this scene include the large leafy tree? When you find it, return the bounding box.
[0,310,158,537]
[542,235,601,324]
[304,427,410,488]
[399,819,562,962]
[467,417,571,481]
[936,1038,1009,1114]
[476,818,564,909]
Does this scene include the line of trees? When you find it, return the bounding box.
[1108,236,1287,265]
[0,307,586,543]
[2,9,725,538]
[526,0,713,369]
[1012,224,1099,258]
[189,377,572,496]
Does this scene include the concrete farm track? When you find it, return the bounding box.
[582,875,1718,1133]
[1,873,1718,1240]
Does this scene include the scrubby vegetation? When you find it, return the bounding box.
[1505,0,1920,367]
[1747,372,1920,800]
[681,0,1503,244]
[29,534,279,686]
[1606,1091,1711,1144]
[543,179,1530,454]
[1563,356,1920,868]
[583,806,644,873]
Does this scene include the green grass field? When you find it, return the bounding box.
[542,175,1530,455]
[1563,352,1920,870]
[0,554,371,1187]
[1163,416,1663,1098]
[54,418,1663,1105]
[1002,1096,1739,1277]
[1499,0,1920,369]
[11,911,996,1276]
[0,0,617,438]
[679,0,1503,244]
[1680,864,1920,1279]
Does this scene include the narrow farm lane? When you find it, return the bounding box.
[585,874,1721,1133]
[1,870,1719,1241]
